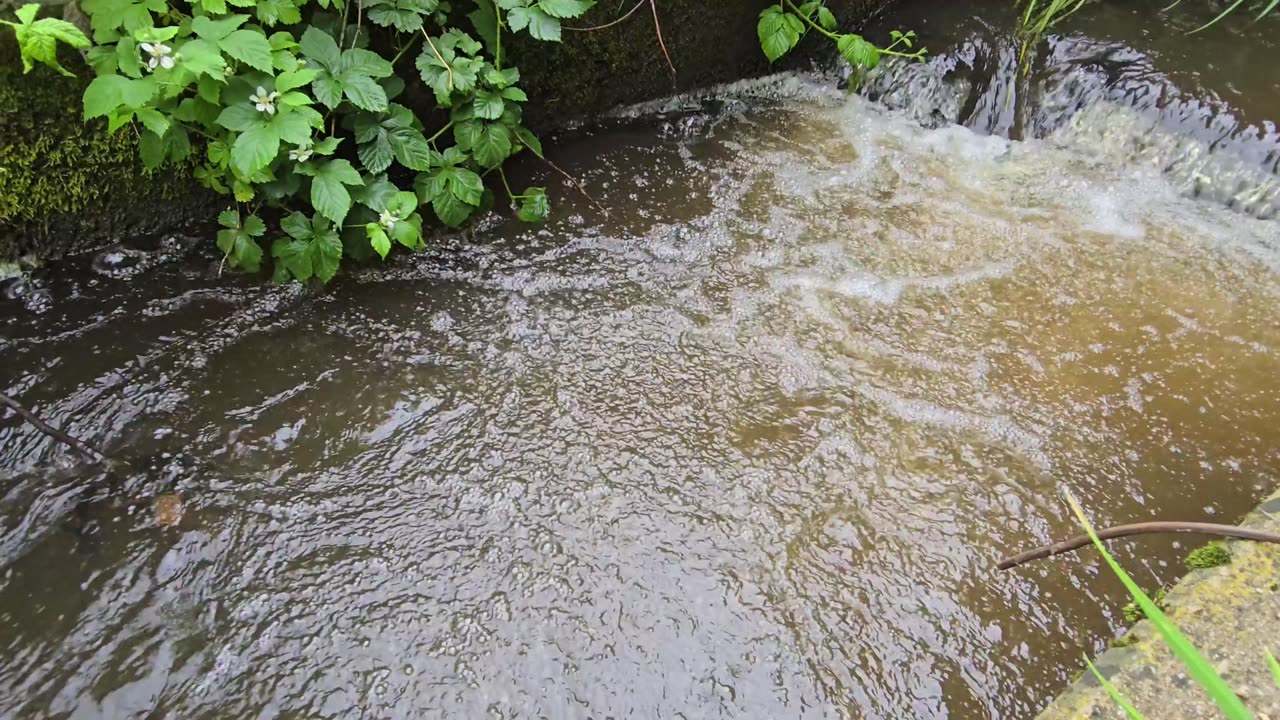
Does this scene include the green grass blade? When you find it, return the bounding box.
[1066,494,1255,720]
[1255,0,1280,21]
[1267,649,1280,690]
[1084,655,1148,719]
[1190,0,1249,32]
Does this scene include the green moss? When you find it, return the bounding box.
[1111,632,1141,648]
[1122,588,1167,624]
[1186,541,1232,570]
[0,30,213,260]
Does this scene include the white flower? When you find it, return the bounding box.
[379,210,397,229]
[288,144,313,162]
[250,86,280,115]
[140,42,174,71]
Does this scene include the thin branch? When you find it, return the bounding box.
[564,0,646,31]
[998,521,1280,570]
[0,391,112,466]
[542,156,607,215]
[649,0,677,85]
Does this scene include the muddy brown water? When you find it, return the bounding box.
[3,4,1280,719]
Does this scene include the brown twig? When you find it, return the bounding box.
[0,391,112,466]
[541,157,607,215]
[998,521,1280,570]
[564,0,646,31]
[649,0,677,85]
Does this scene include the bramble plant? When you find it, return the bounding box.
[755,0,924,72]
[7,0,595,282]
[3,3,91,77]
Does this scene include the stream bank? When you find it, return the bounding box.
[0,0,893,263]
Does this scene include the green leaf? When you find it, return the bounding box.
[430,191,473,227]
[274,238,314,281]
[817,6,837,31]
[338,48,393,77]
[390,214,422,249]
[139,129,166,169]
[468,1,498,55]
[281,211,312,239]
[501,86,528,102]
[758,6,803,63]
[191,14,248,42]
[1066,495,1254,720]
[1267,650,1280,691]
[178,38,225,78]
[513,125,543,156]
[216,212,265,272]
[314,137,342,155]
[83,75,156,118]
[358,131,395,174]
[367,223,391,259]
[836,33,879,70]
[353,174,399,209]
[508,5,561,41]
[312,74,343,108]
[276,68,319,93]
[271,109,315,145]
[537,0,593,18]
[474,90,505,119]
[134,107,169,136]
[1084,656,1147,720]
[311,158,365,224]
[340,73,389,111]
[388,128,433,170]
[80,0,163,42]
[309,223,342,282]
[215,103,263,131]
[299,25,341,70]
[11,13,91,76]
[471,122,513,167]
[231,122,280,177]
[219,29,274,72]
[516,187,549,222]
[256,0,302,27]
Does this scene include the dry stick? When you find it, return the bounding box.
[998,521,1280,570]
[0,391,111,466]
[541,156,607,215]
[649,0,677,84]
[564,0,647,31]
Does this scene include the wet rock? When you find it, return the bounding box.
[152,493,184,527]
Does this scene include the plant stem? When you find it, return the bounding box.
[494,1,503,71]
[0,391,113,466]
[498,167,515,200]
[421,28,453,91]
[783,0,838,40]
[390,34,422,65]
[426,120,453,144]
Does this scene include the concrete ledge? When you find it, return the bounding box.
[1037,488,1280,719]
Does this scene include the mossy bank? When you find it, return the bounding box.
[0,0,893,263]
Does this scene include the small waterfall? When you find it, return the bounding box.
[860,30,1280,220]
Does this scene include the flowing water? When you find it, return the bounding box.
[3,3,1280,718]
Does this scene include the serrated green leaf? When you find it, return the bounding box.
[358,131,395,174]
[353,174,399,209]
[367,223,391,258]
[387,128,433,170]
[516,187,549,222]
[256,0,302,27]
[474,90,505,119]
[471,122,513,167]
[271,109,314,145]
[219,29,274,72]
[758,6,803,63]
[537,0,593,18]
[83,75,156,118]
[215,102,263,131]
[299,25,341,70]
[312,74,342,108]
[231,122,280,176]
[508,5,561,41]
[513,125,543,156]
[836,33,879,70]
[311,158,364,224]
[178,38,225,78]
[276,67,318,93]
[817,6,837,31]
[134,107,169,136]
[431,190,473,227]
[191,14,248,41]
[139,129,166,169]
[338,47,393,77]
[340,73,389,111]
